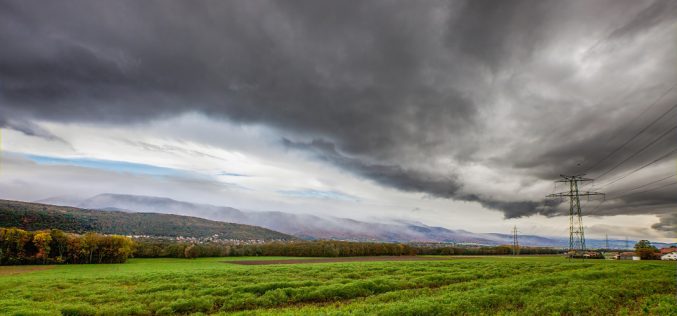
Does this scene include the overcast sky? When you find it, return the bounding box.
[0,0,675,241]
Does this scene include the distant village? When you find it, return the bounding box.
[126,234,283,245]
[565,246,677,261]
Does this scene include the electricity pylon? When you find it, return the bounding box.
[547,175,604,256]
[605,233,609,250]
[512,226,519,255]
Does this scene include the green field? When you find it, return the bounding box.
[0,256,675,315]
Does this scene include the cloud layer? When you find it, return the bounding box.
[1,0,676,223]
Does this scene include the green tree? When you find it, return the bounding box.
[80,233,100,264]
[109,235,135,263]
[66,234,82,263]
[634,240,658,260]
[49,229,68,262]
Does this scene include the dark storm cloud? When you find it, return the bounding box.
[0,117,66,142]
[606,0,677,42]
[283,138,465,197]
[585,0,677,55]
[1,0,675,218]
[651,213,677,236]
[283,138,554,218]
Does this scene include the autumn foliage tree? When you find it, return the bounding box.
[0,227,135,265]
[184,244,198,259]
[32,231,52,264]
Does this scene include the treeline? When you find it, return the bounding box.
[135,240,417,258]
[416,245,562,256]
[134,240,562,258]
[0,228,134,265]
[1,227,564,264]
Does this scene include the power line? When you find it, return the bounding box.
[610,174,676,195]
[593,121,677,181]
[585,175,675,214]
[579,93,677,191]
[596,147,677,189]
[610,180,677,200]
[586,199,607,214]
[582,85,677,174]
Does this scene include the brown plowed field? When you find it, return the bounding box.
[223,256,453,265]
[0,266,53,276]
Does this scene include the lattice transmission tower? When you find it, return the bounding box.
[512,225,519,255]
[546,175,604,256]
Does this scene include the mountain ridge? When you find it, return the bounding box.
[0,199,295,241]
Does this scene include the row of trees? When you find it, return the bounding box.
[414,245,561,256]
[135,240,417,258]
[134,240,564,259]
[0,228,135,265]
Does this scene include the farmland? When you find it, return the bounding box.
[0,256,675,315]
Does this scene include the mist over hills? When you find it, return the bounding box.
[37,193,651,248]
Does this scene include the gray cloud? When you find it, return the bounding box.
[0,117,66,143]
[652,213,677,237]
[283,138,464,197]
[283,138,555,218]
[606,1,677,42]
[1,0,676,218]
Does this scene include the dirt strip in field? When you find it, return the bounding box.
[223,256,455,265]
[0,266,54,276]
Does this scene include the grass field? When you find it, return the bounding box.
[0,256,675,315]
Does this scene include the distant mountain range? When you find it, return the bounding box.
[36,193,665,248]
[0,199,294,241]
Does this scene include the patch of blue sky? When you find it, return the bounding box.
[217,172,249,177]
[24,154,182,176]
[277,189,359,202]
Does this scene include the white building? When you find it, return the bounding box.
[661,252,677,261]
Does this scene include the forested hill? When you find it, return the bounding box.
[0,199,295,240]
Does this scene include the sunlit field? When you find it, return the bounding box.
[1,256,674,315]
